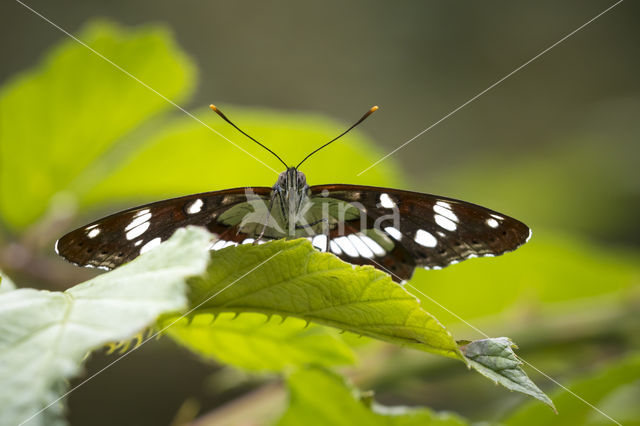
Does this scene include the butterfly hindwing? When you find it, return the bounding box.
[308,184,530,282]
[55,187,272,270]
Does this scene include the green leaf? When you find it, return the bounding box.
[409,232,640,322]
[0,271,16,293]
[0,227,211,426]
[161,312,356,371]
[505,353,640,426]
[277,367,469,426]
[178,238,462,360]
[460,338,555,411]
[0,20,195,230]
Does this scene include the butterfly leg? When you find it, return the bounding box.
[254,193,277,244]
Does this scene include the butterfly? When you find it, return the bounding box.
[56,105,530,283]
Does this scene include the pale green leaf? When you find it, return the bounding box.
[277,367,469,426]
[161,312,356,371]
[505,353,640,426]
[0,20,195,229]
[180,238,462,360]
[0,271,16,293]
[460,337,555,411]
[0,227,211,426]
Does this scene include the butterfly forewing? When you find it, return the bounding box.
[56,187,272,269]
[309,184,530,282]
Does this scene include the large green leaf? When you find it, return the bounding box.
[0,21,195,230]
[505,353,640,426]
[0,227,211,426]
[171,238,462,360]
[162,237,552,406]
[277,367,469,426]
[162,312,356,371]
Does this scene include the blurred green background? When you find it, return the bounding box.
[0,1,638,425]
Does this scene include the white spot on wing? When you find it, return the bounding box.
[242,238,255,244]
[490,214,504,220]
[86,224,98,230]
[433,205,458,222]
[186,199,204,214]
[126,222,150,240]
[134,240,143,247]
[334,236,359,258]
[312,235,327,251]
[134,209,151,218]
[54,240,60,254]
[384,226,402,241]
[486,218,499,228]
[125,213,152,232]
[223,241,237,248]
[211,240,226,250]
[359,234,386,257]
[87,228,100,238]
[348,234,374,258]
[414,229,437,247]
[526,228,533,243]
[434,214,457,231]
[436,201,452,209]
[379,193,396,209]
[330,240,342,255]
[140,237,162,254]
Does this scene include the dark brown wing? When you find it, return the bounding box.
[56,187,272,270]
[309,184,530,282]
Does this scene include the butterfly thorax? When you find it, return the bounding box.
[272,167,312,236]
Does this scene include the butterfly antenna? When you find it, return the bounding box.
[296,106,379,169]
[210,104,289,168]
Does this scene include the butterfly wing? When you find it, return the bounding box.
[308,184,530,282]
[56,187,273,270]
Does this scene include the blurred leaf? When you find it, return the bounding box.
[161,312,356,371]
[504,353,640,426]
[277,367,469,426]
[460,338,554,411]
[409,232,640,322]
[0,227,211,426]
[0,271,16,293]
[430,134,639,242]
[174,238,462,360]
[165,238,551,404]
[0,20,195,230]
[80,106,403,210]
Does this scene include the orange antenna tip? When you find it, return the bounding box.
[371,106,379,112]
[209,104,218,111]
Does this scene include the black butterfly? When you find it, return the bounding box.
[56,105,530,283]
